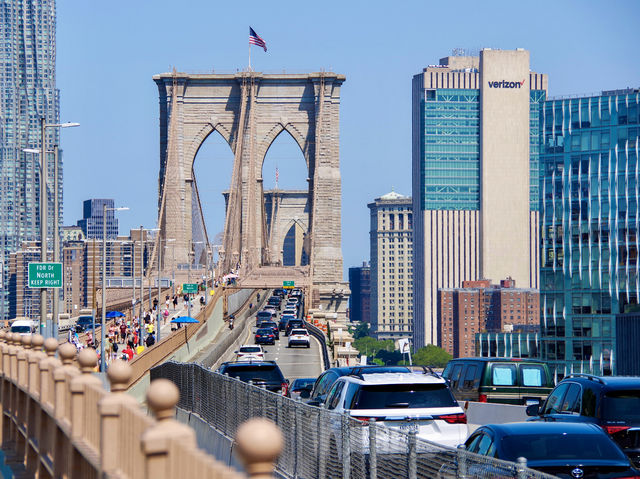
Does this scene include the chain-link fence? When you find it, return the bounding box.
[151,362,558,479]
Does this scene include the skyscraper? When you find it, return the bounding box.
[348,262,371,324]
[0,0,60,321]
[412,49,547,349]
[368,191,414,340]
[77,199,120,240]
[540,88,640,376]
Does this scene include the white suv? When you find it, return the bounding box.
[323,372,468,450]
[234,345,265,361]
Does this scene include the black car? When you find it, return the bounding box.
[451,422,640,479]
[258,321,279,340]
[272,288,287,298]
[307,365,412,406]
[255,327,276,345]
[267,296,281,310]
[527,374,640,465]
[287,377,316,400]
[217,361,289,395]
[75,315,97,333]
[255,310,274,325]
[285,319,304,336]
[278,315,294,332]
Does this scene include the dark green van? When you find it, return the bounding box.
[442,358,554,405]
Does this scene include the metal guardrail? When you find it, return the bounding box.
[303,320,331,370]
[151,362,558,479]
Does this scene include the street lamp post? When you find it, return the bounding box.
[137,227,159,349]
[100,204,128,372]
[157,238,174,343]
[26,119,79,337]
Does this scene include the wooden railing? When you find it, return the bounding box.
[0,331,282,478]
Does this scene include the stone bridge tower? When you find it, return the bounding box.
[155,71,348,313]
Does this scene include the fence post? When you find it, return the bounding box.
[408,430,417,479]
[141,378,197,479]
[99,359,139,476]
[317,409,327,479]
[341,413,351,479]
[368,419,377,479]
[27,334,45,395]
[235,417,283,478]
[53,342,79,421]
[69,348,101,438]
[516,457,528,479]
[457,444,467,479]
[294,398,302,476]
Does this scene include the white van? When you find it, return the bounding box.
[10,319,36,335]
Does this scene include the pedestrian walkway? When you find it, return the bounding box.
[156,291,212,340]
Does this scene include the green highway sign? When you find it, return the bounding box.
[28,262,63,288]
[182,283,198,294]
[283,280,295,288]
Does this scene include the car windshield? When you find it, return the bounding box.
[78,316,93,324]
[240,347,261,353]
[11,326,31,333]
[224,365,283,382]
[257,312,272,318]
[291,329,308,335]
[261,322,277,328]
[256,328,272,334]
[500,433,626,462]
[602,390,640,422]
[350,383,457,409]
[292,378,315,390]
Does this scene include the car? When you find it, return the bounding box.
[288,329,310,348]
[272,288,287,298]
[290,289,302,297]
[287,297,299,305]
[267,296,281,310]
[443,422,640,479]
[234,345,266,361]
[255,328,276,345]
[217,361,289,395]
[287,377,316,400]
[256,310,274,326]
[308,365,412,406]
[285,319,304,336]
[322,371,468,463]
[258,321,279,340]
[75,315,98,333]
[527,374,640,465]
[278,315,295,331]
[282,308,297,318]
[442,357,553,405]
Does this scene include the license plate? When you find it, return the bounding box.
[398,422,419,433]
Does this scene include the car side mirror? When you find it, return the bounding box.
[307,400,322,407]
[526,404,540,416]
[234,351,238,354]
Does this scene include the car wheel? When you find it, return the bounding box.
[307,344,310,348]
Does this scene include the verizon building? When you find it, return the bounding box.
[411,49,547,348]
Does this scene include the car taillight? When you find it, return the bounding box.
[604,425,631,435]
[478,394,488,403]
[281,383,289,396]
[438,413,467,424]
[353,416,384,423]
[269,334,274,338]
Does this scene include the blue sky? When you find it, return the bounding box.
[57,0,640,277]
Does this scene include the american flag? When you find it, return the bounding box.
[249,27,267,52]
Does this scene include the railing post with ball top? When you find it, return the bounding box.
[99,359,139,475]
[141,378,197,478]
[235,417,283,479]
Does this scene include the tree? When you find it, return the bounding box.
[412,345,453,368]
[352,322,370,339]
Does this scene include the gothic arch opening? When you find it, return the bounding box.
[191,129,234,267]
[261,129,310,266]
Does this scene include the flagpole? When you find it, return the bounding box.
[248,42,251,72]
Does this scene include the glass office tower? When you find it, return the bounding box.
[77,199,120,240]
[412,49,547,349]
[0,0,60,321]
[540,88,640,375]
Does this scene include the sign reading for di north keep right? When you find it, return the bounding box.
[28,262,63,288]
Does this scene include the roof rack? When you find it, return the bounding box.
[563,373,606,385]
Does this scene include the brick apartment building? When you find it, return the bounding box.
[438,278,539,357]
